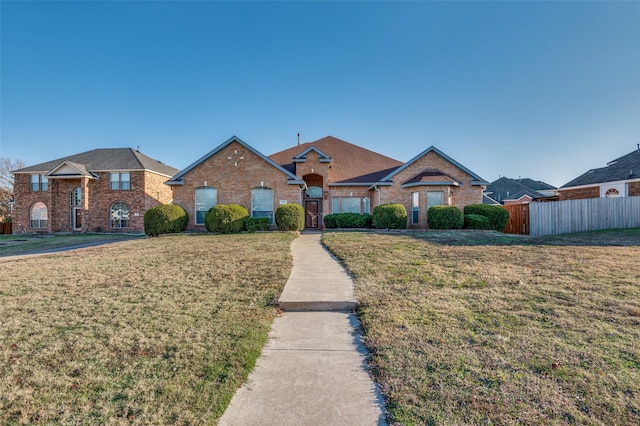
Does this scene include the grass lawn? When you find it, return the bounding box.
[0,233,295,424]
[0,233,144,257]
[323,230,640,425]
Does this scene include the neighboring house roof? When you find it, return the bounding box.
[167,135,304,185]
[561,148,640,188]
[377,146,489,186]
[269,136,403,184]
[13,148,179,177]
[485,176,557,203]
[483,194,500,205]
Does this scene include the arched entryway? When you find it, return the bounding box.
[303,174,323,229]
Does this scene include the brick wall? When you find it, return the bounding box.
[628,181,640,197]
[171,141,303,230]
[13,170,173,234]
[558,186,599,200]
[378,151,483,228]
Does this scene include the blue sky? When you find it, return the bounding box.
[1,1,639,187]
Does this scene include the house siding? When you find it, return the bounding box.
[171,141,302,230]
[379,151,483,228]
[559,186,600,201]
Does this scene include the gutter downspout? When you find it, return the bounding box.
[373,185,381,208]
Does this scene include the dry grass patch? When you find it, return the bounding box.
[323,231,640,425]
[0,233,295,424]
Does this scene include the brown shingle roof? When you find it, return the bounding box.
[403,169,460,186]
[268,136,403,183]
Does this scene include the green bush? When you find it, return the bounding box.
[427,206,463,229]
[372,203,407,229]
[205,204,249,233]
[245,217,271,232]
[323,213,372,228]
[275,203,304,231]
[464,214,491,230]
[463,204,509,232]
[144,204,189,237]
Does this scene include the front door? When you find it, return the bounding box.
[305,200,319,229]
[73,207,82,230]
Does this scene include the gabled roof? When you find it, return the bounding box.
[46,160,98,179]
[401,169,461,188]
[561,148,640,188]
[377,146,488,186]
[13,148,179,177]
[269,136,403,184]
[485,176,548,203]
[167,135,304,185]
[292,147,333,163]
[515,178,556,191]
[483,194,500,205]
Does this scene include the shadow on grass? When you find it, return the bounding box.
[400,228,640,247]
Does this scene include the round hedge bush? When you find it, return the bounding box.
[463,204,509,232]
[275,203,304,231]
[464,213,491,230]
[205,204,249,233]
[144,204,189,237]
[372,203,407,229]
[427,205,463,229]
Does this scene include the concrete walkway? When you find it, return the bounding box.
[219,233,387,426]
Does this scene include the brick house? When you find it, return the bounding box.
[559,146,640,200]
[485,177,558,205]
[168,135,488,230]
[12,148,178,234]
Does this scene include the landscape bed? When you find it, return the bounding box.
[323,230,640,425]
[0,233,295,424]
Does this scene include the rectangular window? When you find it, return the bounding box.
[30,174,48,191]
[427,191,445,208]
[332,197,370,214]
[110,173,130,190]
[411,192,419,224]
[252,187,274,223]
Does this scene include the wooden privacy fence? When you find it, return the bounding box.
[1,222,12,234]
[529,196,640,237]
[503,204,530,235]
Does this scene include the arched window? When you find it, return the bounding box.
[30,202,48,228]
[305,186,322,198]
[110,202,129,228]
[252,187,274,223]
[195,187,217,225]
[605,188,620,198]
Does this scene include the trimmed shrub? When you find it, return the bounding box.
[464,214,491,230]
[205,204,249,233]
[323,214,338,228]
[275,203,304,232]
[324,213,372,229]
[464,204,509,232]
[144,204,189,237]
[427,206,463,229]
[372,203,407,229]
[245,217,271,232]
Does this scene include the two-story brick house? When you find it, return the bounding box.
[168,135,488,230]
[12,148,178,234]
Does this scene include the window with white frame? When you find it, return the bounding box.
[30,174,48,192]
[427,191,445,208]
[252,187,274,223]
[411,192,419,224]
[332,197,370,214]
[30,202,48,228]
[195,187,217,225]
[110,173,130,190]
[110,201,129,228]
